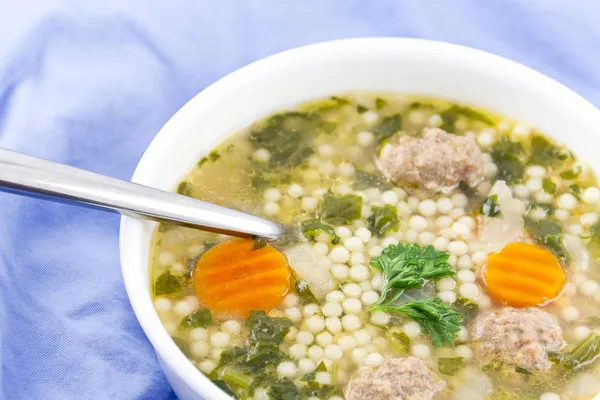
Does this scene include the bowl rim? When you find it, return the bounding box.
[119,37,600,399]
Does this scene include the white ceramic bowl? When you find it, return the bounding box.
[119,38,600,399]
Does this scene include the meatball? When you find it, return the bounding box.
[346,357,446,400]
[378,127,484,192]
[472,307,566,371]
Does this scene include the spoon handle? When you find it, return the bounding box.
[0,148,285,240]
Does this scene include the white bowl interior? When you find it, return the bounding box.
[119,38,600,399]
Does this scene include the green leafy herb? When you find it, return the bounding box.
[321,121,337,133]
[515,366,532,375]
[198,151,222,167]
[154,271,181,296]
[386,328,411,354]
[480,194,502,217]
[560,332,600,370]
[212,380,236,397]
[171,337,191,357]
[353,169,393,190]
[560,165,582,180]
[300,219,340,244]
[209,151,221,161]
[524,218,567,261]
[570,184,582,198]
[384,297,463,347]
[372,114,403,141]
[438,105,493,133]
[375,98,387,110]
[490,137,525,184]
[251,169,292,190]
[265,377,304,400]
[295,280,318,305]
[370,243,454,307]
[529,202,555,217]
[217,311,294,378]
[453,297,479,324]
[357,104,368,113]
[320,193,363,226]
[179,309,212,330]
[218,366,253,396]
[542,177,557,194]
[530,135,565,167]
[314,96,350,112]
[246,310,294,346]
[177,181,193,197]
[438,357,466,376]
[249,112,316,168]
[366,205,399,236]
[252,236,267,250]
[315,361,328,372]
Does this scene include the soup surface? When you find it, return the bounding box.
[149,94,600,400]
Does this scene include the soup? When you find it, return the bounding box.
[149,93,600,400]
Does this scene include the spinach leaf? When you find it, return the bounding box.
[515,366,532,375]
[439,105,493,133]
[542,177,557,194]
[356,104,368,113]
[246,310,294,346]
[386,329,411,355]
[372,114,403,142]
[300,219,340,244]
[252,236,267,250]
[438,357,466,376]
[366,205,399,236]
[251,169,292,190]
[249,112,316,168]
[295,280,318,305]
[320,194,363,226]
[490,137,525,184]
[198,151,221,167]
[480,194,502,217]
[154,271,181,296]
[370,243,455,307]
[179,309,212,330]
[320,121,337,133]
[352,169,393,190]
[258,376,304,400]
[375,98,387,110]
[560,165,582,180]
[218,345,287,376]
[530,135,565,167]
[177,181,193,197]
[524,218,567,261]
[453,297,478,324]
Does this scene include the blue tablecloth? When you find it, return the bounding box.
[1,1,599,399]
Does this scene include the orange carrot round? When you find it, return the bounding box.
[483,242,565,307]
[192,238,291,317]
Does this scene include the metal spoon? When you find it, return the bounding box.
[0,148,285,240]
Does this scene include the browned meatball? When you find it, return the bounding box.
[378,127,484,192]
[472,307,566,371]
[346,357,446,400]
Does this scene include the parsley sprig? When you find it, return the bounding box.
[370,243,462,347]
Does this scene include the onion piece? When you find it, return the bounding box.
[284,244,335,300]
[475,180,525,253]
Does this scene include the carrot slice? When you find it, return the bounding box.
[483,242,565,307]
[192,238,291,317]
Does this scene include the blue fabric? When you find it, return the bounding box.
[1,1,599,399]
